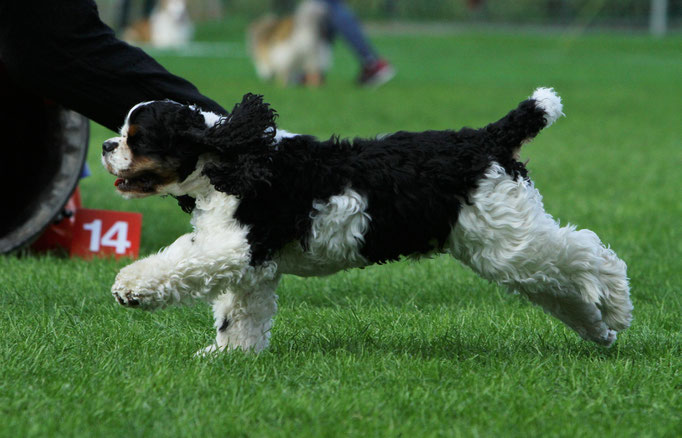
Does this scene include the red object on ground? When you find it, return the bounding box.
[30,187,142,259]
[30,187,82,252]
[70,208,142,259]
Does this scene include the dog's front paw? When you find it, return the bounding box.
[111,283,160,309]
[111,284,142,307]
[111,266,166,310]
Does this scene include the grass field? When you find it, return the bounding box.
[1,22,681,437]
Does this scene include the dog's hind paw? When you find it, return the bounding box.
[577,321,618,348]
[597,329,618,348]
[582,325,618,347]
[194,344,226,357]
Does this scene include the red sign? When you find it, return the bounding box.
[31,188,82,252]
[70,209,142,259]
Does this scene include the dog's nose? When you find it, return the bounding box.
[102,140,118,153]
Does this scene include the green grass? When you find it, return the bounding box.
[1,24,681,437]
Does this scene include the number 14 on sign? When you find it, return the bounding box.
[83,220,131,254]
[70,209,142,259]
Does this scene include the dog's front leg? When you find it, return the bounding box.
[111,231,251,310]
[198,272,280,355]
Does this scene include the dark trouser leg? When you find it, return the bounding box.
[318,0,378,65]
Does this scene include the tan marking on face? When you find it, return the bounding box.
[127,124,139,137]
[112,155,182,198]
[120,156,178,180]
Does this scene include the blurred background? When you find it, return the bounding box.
[1,4,680,434]
[78,0,680,255]
[97,0,682,32]
[5,0,679,255]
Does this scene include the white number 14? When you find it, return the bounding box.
[83,220,131,254]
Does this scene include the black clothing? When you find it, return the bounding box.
[0,0,226,132]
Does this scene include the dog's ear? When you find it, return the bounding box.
[169,104,212,151]
[193,94,278,198]
[205,93,277,154]
[158,104,212,180]
[203,154,273,198]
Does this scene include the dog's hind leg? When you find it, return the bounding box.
[198,270,280,355]
[448,164,632,346]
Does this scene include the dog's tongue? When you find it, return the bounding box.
[114,178,124,187]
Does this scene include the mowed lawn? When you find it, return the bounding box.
[1,24,680,437]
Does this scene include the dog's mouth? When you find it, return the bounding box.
[113,172,167,196]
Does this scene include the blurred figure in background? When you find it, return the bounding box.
[249,0,332,86]
[118,0,157,34]
[318,0,394,86]
[121,0,194,48]
[250,0,394,87]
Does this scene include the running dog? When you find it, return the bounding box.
[101,88,633,354]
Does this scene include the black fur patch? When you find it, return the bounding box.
[173,195,196,214]
[126,101,210,181]
[146,94,548,267]
[223,129,523,265]
[219,318,231,331]
[200,94,278,197]
[208,96,546,265]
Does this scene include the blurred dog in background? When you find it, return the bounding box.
[123,0,194,48]
[248,1,331,86]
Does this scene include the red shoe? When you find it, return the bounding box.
[358,59,395,87]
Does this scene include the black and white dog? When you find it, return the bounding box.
[102,88,632,354]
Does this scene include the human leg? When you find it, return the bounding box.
[318,0,377,65]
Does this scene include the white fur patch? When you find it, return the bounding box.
[205,273,280,354]
[309,188,370,262]
[187,104,222,128]
[276,187,370,276]
[275,129,298,142]
[200,110,222,128]
[112,189,253,308]
[101,138,133,174]
[448,163,632,343]
[532,87,564,127]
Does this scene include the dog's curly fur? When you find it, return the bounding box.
[101,88,633,354]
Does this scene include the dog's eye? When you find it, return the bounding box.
[128,132,142,143]
[126,131,147,153]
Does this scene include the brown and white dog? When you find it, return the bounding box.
[248,1,331,86]
[123,0,194,48]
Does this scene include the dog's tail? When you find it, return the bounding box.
[484,87,564,155]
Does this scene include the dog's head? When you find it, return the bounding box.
[101,94,277,199]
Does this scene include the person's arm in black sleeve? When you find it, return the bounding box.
[0,0,227,132]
